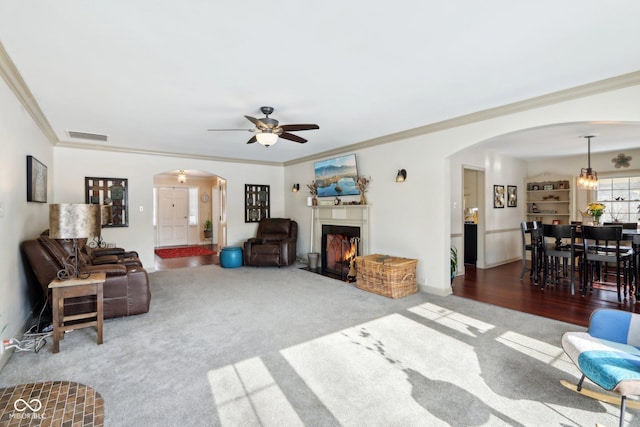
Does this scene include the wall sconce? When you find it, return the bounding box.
[396,169,407,182]
[178,170,187,184]
[291,183,300,192]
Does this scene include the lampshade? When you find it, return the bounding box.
[101,205,114,226]
[49,204,101,239]
[396,169,407,182]
[291,183,300,192]
[256,132,279,146]
[178,170,187,184]
[577,135,598,189]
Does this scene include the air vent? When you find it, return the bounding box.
[67,131,108,142]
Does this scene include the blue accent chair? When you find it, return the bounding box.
[562,308,640,427]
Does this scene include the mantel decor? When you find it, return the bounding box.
[85,177,128,227]
[27,155,47,203]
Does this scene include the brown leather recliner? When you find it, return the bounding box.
[21,235,151,319]
[244,218,298,267]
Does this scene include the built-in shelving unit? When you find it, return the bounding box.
[524,175,574,224]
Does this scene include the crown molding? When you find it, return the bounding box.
[285,70,640,166]
[0,41,58,145]
[55,141,283,166]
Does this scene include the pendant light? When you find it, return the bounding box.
[577,135,598,189]
[178,170,187,184]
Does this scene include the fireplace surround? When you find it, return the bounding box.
[322,224,360,280]
[310,206,370,276]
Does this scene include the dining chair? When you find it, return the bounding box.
[520,221,542,282]
[581,225,634,301]
[604,222,637,229]
[630,234,640,299]
[541,224,583,295]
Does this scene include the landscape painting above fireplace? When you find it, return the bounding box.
[314,154,360,197]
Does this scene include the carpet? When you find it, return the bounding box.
[0,264,636,426]
[154,246,215,258]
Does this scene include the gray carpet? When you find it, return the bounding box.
[0,264,636,426]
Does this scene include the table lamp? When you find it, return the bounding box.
[49,204,101,280]
[88,204,114,248]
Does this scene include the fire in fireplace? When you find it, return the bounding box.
[321,225,360,281]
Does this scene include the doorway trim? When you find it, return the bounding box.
[462,165,486,272]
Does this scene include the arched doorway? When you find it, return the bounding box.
[153,169,227,250]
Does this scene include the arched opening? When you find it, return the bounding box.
[152,169,227,267]
[448,120,640,323]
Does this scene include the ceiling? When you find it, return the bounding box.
[1,2,640,164]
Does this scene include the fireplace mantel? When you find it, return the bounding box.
[310,205,369,256]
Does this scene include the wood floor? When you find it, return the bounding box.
[154,247,640,327]
[454,261,640,327]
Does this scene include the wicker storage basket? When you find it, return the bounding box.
[355,254,418,298]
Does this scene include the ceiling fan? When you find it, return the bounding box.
[208,106,319,146]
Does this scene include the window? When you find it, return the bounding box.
[596,176,640,223]
[189,187,198,225]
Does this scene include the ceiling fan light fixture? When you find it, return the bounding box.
[256,132,279,146]
[577,135,598,189]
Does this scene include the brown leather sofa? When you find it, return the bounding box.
[21,235,151,319]
[243,218,298,267]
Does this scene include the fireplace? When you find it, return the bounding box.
[321,225,360,281]
[309,205,370,280]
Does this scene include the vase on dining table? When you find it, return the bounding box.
[593,215,601,225]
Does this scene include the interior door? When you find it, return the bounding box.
[157,187,189,247]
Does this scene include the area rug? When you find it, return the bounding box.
[0,381,104,426]
[154,246,215,259]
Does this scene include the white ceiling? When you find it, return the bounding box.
[1,1,640,164]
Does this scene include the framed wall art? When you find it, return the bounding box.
[27,155,47,203]
[493,185,505,208]
[507,185,517,207]
[85,177,128,227]
[245,184,270,223]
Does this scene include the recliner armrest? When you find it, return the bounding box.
[91,247,125,256]
[91,255,120,264]
[83,264,128,276]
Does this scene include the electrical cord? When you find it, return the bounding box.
[2,295,53,354]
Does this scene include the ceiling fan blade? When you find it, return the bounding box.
[280,132,307,143]
[280,124,319,132]
[208,128,252,132]
[246,135,257,144]
[245,115,269,129]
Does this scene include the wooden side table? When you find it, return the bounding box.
[48,272,106,353]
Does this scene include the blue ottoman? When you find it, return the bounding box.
[220,246,243,268]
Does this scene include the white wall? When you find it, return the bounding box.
[286,84,640,296]
[0,76,53,367]
[53,147,285,268]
